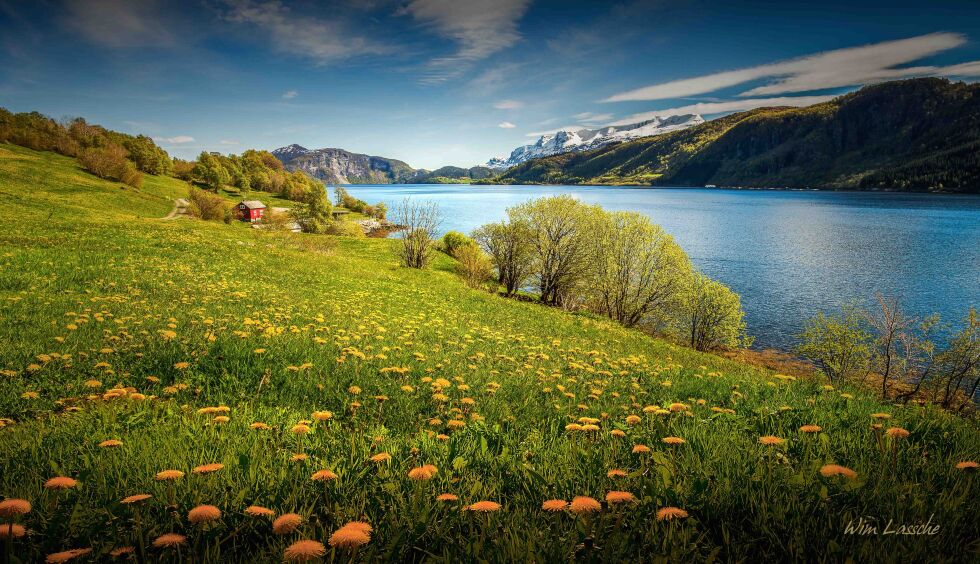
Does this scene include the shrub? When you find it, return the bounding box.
[453,244,493,289]
[472,220,535,296]
[78,144,143,188]
[679,273,751,351]
[441,231,474,256]
[327,221,366,238]
[796,306,871,385]
[187,187,233,222]
[394,199,440,269]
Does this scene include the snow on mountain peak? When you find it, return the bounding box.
[487,114,705,170]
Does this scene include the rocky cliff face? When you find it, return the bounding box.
[272,145,418,184]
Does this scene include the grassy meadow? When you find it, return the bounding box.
[0,143,978,562]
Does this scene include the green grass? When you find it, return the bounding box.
[1,143,978,562]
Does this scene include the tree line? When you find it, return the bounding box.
[394,195,750,351]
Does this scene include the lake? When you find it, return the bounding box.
[342,184,980,351]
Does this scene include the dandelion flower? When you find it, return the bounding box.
[886,427,910,439]
[662,437,686,445]
[44,477,78,490]
[109,546,135,557]
[188,504,221,523]
[45,548,91,563]
[245,505,275,517]
[284,539,327,561]
[758,436,785,446]
[311,411,333,421]
[568,496,601,514]
[121,494,152,504]
[408,466,436,481]
[610,429,626,438]
[0,523,26,539]
[541,499,568,511]
[955,460,978,472]
[370,452,391,463]
[192,463,224,474]
[155,470,184,481]
[291,424,311,435]
[152,533,187,548]
[311,469,338,482]
[605,491,636,504]
[668,402,688,412]
[799,425,822,433]
[631,444,650,454]
[467,501,501,512]
[436,493,458,502]
[250,422,271,430]
[656,507,689,521]
[607,469,627,478]
[98,439,123,448]
[870,412,892,419]
[291,453,309,462]
[0,498,31,516]
[820,464,857,479]
[625,415,641,425]
[273,513,303,535]
[329,525,370,548]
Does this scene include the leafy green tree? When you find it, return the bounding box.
[796,306,872,385]
[680,272,750,351]
[296,184,333,234]
[193,152,230,191]
[588,211,692,328]
[472,220,535,296]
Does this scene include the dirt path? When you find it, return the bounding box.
[163,198,189,220]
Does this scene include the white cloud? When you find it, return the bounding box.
[281,90,298,99]
[222,0,388,65]
[158,135,195,144]
[608,96,836,126]
[493,99,524,109]
[498,121,517,128]
[572,112,614,124]
[219,140,240,145]
[603,33,976,102]
[63,0,175,48]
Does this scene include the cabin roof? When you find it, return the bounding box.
[240,200,267,209]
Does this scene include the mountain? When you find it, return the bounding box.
[272,145,418,184]
[486,114,705,170]
[272,145,491,185]
[495,79,980,193]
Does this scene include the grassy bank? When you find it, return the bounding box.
[1,143,977,562]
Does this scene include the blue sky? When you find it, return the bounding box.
[2,0,980,169]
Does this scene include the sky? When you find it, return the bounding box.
[2,0,980,169]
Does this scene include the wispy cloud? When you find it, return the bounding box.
[608,96,836,126]
[63,0,176,48]
[222,0,388,65]
[399,0,530,83]
[493,99,524,109]
[572,112,614,124]
[498,121,517,128]
[157,135,195,144]
[281,90,298,99]
[604,33,979,102]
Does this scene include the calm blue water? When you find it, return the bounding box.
[343,184,980,351]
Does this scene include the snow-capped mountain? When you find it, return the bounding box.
[487,114,705,170]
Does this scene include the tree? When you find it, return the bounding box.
[508,195,598,307]
[865,294,916,400]
[194,152,230,191]
[796,306,872,385]
[453,243,493,289]
[296,185,333,234]
[588,211,691,328]
[394,198,440,269]
[680,272,750,351]
[472,220,535,296]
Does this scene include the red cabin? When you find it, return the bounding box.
[237,200,266,222]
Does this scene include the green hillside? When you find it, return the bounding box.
[497,78,980,192]
[1,143,978,562]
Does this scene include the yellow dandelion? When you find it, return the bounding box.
[819,464,858,479]
[436,493,458,502]
[631,444,650,454]
[311,411,333,421]
[662,436,686,445]
[886,427,910,439]
[568,496,601,514]
[44,477,78,490]
[541,499,568,511]
[45,548,92,563]
[273,513,303,535]
[955,461,978,472]
[870,412,892,419]
[192,463,224,474]
[155,470,184,481]
[467,500,501,512]
[625,415,641,425]
[610,429,626,438]
[0,524,25,539]
[799,425,822,433]
[152,533,187,548]
[250,422,271,430]
[121,494,152,504]
[759,436,785,446]
[109,546,135,557]
[187,504,221,523]
[605,491,636,504]
[291,424,311,435]
[291,453,309,462]
[329,525,371,549]
[311,469,338,482]
[607,469,627,478]
[284,540,327,561]
[370,452,391,463]
[0,498,31,517]
[656,507,689,521]
[245,505,275,517]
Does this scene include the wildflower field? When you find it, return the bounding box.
[1,143,978,562]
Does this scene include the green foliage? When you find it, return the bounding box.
[295,183,333,234]
[452,242,494,289]
[498,79,980,193]
[187,187,233,222]
[471,220,535,296]
[78,144,143,188]
[326,220,366,238]
[796,307,872,384]
[440,231,474,256]
[679,273,751,351]
[193,152,231,191]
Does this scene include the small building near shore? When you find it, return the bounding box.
[237,200,266,222]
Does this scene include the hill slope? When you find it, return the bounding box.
[498,79,980,192]
[1,143,978,561]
